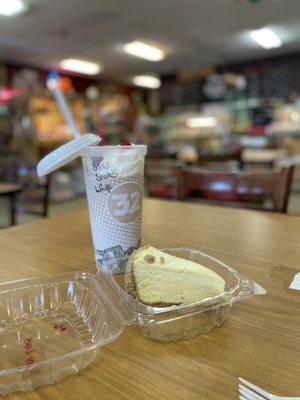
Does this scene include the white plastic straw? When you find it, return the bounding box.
[47,79,80,138]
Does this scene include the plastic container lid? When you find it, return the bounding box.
[0,249,267,395]
[37,133,101,177]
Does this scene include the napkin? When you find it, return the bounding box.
[289,272,300,291]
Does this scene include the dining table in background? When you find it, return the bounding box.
[0,198,299,400]
[0,182,22,227]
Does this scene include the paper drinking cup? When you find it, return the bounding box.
[81,145,147,272]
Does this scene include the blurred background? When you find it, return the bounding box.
[1,0,300,227]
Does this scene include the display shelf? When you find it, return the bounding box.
[29,94,85,147]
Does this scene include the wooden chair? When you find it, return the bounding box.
[5,160,51,218]
[175,165,294,213]
[17,172,51,218]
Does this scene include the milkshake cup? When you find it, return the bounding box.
[81,145,147,272]
[37,79,147,271]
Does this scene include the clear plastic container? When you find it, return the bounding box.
[103,248,266,342]
[0,272,130,395]
[0,249,266,395]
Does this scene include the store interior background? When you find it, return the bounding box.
[1,0,300,227]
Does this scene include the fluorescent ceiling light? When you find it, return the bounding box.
[60,58,101,75]
[249,28,282,49]
[186,117,217,128]
[132,75,161,89]
[123,41,164,62]
[0,0,28,16]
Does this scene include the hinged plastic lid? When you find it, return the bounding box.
[37,133,101,177]
[91,272,135,327]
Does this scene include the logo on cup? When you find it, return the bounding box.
[108,182,142,223]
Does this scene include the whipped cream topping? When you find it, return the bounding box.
[103,150,145,177]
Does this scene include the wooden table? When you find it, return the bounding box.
[0,199,299,399]
[0,182,22,226]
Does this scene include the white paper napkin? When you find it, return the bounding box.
[289,272,300,291]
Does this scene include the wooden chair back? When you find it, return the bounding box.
[175,165,294,213]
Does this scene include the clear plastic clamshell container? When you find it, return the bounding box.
[0,249,266,395]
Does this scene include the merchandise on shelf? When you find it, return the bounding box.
[29,94,85,145]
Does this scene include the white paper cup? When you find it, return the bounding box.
[81,145,147,272]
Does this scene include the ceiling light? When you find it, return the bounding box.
[124,41,165,62]
[60,58,101,75]
[0,0,28,16]
[132,75,161,89]
[291,112,300,122]
[186,117,217,128]
[249,28,282,49]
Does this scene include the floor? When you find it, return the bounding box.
[0,197,87,228]
[0,194,300,228]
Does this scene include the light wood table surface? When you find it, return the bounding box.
[0,198,299,400]
[0,183,22,195]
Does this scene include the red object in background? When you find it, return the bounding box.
[0,87,22,103]
[149,185,174,198]
[120,141,132,146]
[247,125,265,136]
[59,76,74,92]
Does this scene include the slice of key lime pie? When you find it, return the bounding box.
[125,245,225,306]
